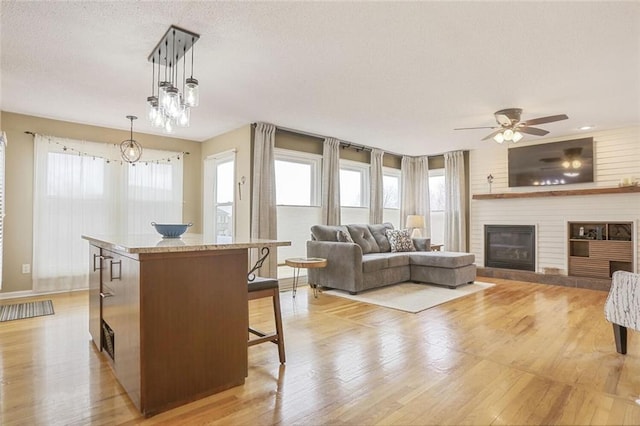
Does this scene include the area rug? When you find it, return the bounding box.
[324,282,495,313]
[0,300,54,322]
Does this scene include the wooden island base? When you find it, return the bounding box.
[84,234,290,417]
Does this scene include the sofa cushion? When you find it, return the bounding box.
[386,252,411,268]
[409,251,475,268]
[311,225,349,242]
[337,229,354,243]
[361,253,411,273]
[361,253,389,272]
[368,223,394,252]
[346,224,381,254]
[386,229,416,252]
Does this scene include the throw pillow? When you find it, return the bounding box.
[385,229,416,253]
[336,230,355,243]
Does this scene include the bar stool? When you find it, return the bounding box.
[248,276,286,364]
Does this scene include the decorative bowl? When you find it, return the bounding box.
[151,222,193,238]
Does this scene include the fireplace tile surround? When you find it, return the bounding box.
[477,267,612,291]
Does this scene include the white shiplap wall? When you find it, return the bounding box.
[469,127,640,275]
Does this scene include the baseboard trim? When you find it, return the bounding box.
[0,287,87,300]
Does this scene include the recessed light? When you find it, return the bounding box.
[578,125,594,131]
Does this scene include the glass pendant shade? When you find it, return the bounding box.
[120,116,142,163]
[151,107,165,128]
[147,26,200,134]
[185,77,199,107]
[158,81,171,108]
[512,131,523,142]
[164,87,180,118]
[177,104,190,127]
[147,96,159,122]
[164,117,175,134]
[493,132,505,143]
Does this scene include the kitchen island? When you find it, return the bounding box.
[82,233,290,417]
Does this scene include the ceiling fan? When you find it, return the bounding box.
[455,108,569,142]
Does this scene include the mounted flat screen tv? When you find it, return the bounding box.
[508,137,594,187]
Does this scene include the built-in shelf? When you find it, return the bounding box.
[472,185,640,200]
[567,221,634,279]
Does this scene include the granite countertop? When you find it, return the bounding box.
[82,233,291,254]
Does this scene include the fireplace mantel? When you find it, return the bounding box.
[473,185,640,200]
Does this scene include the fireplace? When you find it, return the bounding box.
[484,225,536,271]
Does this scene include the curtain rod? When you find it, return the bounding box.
[251,122,405,157]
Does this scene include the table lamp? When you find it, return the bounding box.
[406,215,425,239]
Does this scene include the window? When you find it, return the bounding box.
[215,159,234,240]
[274,149,320,206]
[0,132,5,289]
[429,168,445,245]
[429,169,445,211]
[340,160,369,208]
[274,149,322,280]
[204,151,235,242]
[382,169,400,209]
[382,167,401,228]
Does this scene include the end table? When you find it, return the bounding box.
[285,257,328,298]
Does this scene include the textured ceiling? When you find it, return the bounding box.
[1,1,639,156]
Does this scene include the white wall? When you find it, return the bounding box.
[469,127,640,275]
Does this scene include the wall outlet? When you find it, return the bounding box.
[21,264,31,274]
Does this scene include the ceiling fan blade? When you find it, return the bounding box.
[522,114,568,126]
[481,129,504,141]
[519,126,549,136]
[454,126,497,130]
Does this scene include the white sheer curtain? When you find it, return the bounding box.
[369,148,384,224]
[124,152,183,234]
[251,123,277,276]
[33,135,183,292]
[444,150,467,251]
[322,138,341,225]
[400,156,430,236]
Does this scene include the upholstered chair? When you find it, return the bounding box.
[604,271,640,354]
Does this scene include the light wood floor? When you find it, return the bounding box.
[2,278,640,425]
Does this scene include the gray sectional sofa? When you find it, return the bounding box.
[306,223,476,294]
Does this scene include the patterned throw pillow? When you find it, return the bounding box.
[385,229,416,252]
[336,230,355,243]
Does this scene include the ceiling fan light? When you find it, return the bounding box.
[503,129,514,141]
[512,131,523,142]
[572,160,582,169]
[493,132,505,144]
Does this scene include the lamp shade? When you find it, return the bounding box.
[406,215,425,239]
[406,215,425,229]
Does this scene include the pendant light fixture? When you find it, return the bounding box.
[120,115,143,163]
[146,25,200,134]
